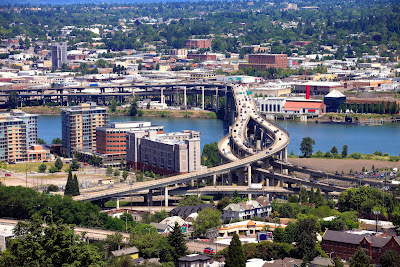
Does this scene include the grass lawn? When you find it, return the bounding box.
[105,200,130,208]
[9,162,70,173]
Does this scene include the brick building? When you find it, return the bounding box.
[239,54,288,71]
[185,39,212,49]
[321,230,400,264]
[187,54,217,62]
[96,122,164,155]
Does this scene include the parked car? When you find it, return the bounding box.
[5,173,11,177]
[203,247,215,254]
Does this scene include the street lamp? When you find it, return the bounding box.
[373,210,380,233]
[122,215,128,233]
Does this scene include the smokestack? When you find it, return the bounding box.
[306,85,310,99]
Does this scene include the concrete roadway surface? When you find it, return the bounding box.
[0,218,130,241]
[187,241,224,254]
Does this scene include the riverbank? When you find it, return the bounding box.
[19,106,217,119]
[112,108,217,119]
[288,157,400,174]
[309,113,395,123]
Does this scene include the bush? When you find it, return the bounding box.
[46,184,59,192]
[350,152,361,159]
[49,165,58,173]
[374,151,383,156]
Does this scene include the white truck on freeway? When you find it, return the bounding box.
[248,183,262,190]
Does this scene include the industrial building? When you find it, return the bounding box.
[126,130,201,175]
[323,90,346,112]
[61,103,108,157]
[294,81,344,96]
[256,97,325,116]
[239,54,288,71]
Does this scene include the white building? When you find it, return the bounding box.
[222,200,271,222]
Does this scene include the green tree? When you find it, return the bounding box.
[0,215,104,266]
[201,142,219,167]
[217,196,231,211]
[300,137,315,158]
[70,159,80,171]
[49,165,58,173]
[300,187,309,203]
[168,223,187,266]
[309,187,316,203]
[109,99,117,112]
[104,233,124,258]
[178,195,204,207]
[379,250,400,267]
[342,145,348,158]
[272,227,286,243]
[114,169,121,177]
[225,232,246,267]
[193,207,222,236]
[129,100,138,116]
[64,170,75,196]
[54,157,63,171]
[52,138,62,144]
[349,247,371,267]
[38,138,46,144]
[73,174,80,196]
[7,91,18,110]
[315,187,325,207]
[106,166,113,176]
[330,146,338,155]
[332,256,344,267]
[294,218,318,262]
[122,170,129,181]
[38,163,47,173]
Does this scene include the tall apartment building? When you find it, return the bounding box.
[9,110,38,148]
[185,39,212,49]
[239,54,288,71]
[51,42,68,70]
[61,103,108,157]
[126,130,201,175]
[0,116,27,162]
[0,110,38,163]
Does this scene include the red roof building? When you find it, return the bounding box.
[282,99,325,115]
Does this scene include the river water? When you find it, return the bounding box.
[38,115,400,155]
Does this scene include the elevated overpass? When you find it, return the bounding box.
[74,83,290,203]
[270,160,393,189]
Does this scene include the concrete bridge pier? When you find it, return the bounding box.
[227,171,232,185]
[324,191,330,200]
[202,87,205,110]
[145,189,153,206]
[215,87,219,113]
[238,169,245,185]
[116,198,120,210]
[191,179,195,187]
[184,86,187,110]
[213,174,217,186]
[161,87,165,105]
[165,187,169,207]
[247,165,252,200]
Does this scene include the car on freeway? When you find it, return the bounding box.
[204,247,215,254]
[266,151,270,154]
[83,194,90,197]
[5,173,11,177]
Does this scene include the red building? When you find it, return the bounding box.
[187,54,217,62]
[185,39,212,49]
[322,230,400,264]
[96,122,164,155]
[239,54,288,70]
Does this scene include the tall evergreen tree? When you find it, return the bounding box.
[225,232,246,267]
[309,187,316,203]
[315,187,324,207]
[300,187,309,203]
[167,222,187,266]
[64,170,74,196]
[73,174,80,196]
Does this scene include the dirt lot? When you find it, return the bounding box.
[288,157,400,174]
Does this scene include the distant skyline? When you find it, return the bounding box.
[1,0,182,5]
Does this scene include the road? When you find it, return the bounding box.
[74,83,290,202]
[0,218,130,241]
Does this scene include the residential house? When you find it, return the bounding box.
[222,200,271,222]
[178,254,211,267]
